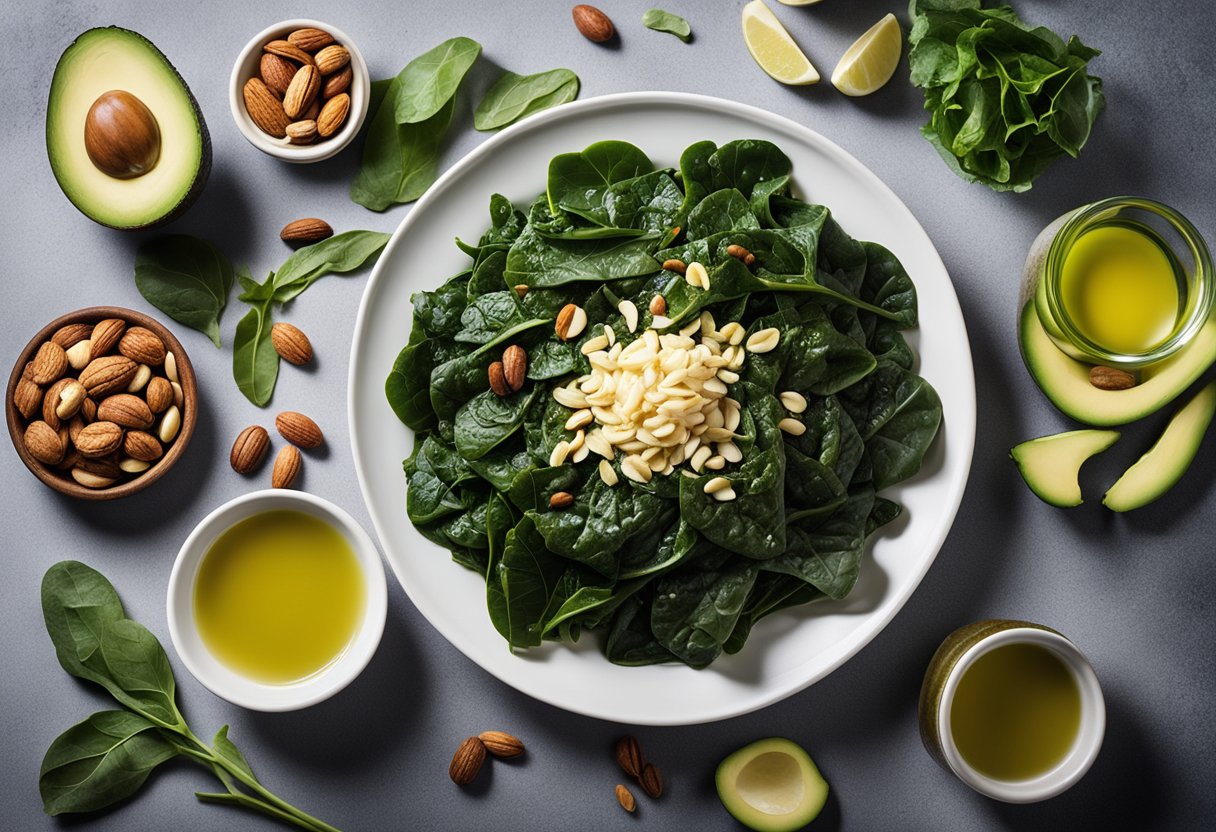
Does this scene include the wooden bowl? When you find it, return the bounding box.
[5,306,198,500]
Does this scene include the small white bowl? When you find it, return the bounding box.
[167,490,387,711]
[229,18,370,163]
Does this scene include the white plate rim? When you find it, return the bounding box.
[348,91,976,725]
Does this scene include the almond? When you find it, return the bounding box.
[283,64,320,119]
[449,737,487,786]
[71,468,115,489]
[639,763,664,799]
[615,736,644,779]
[649,295,667,316]
[502,345,527,393]
[29,342,68,385]
[76,453,124,479]
[260,53,296,97]
[57,447,81,471]
[80,355,138,398]
[272,444,302,488]
[280,218,333,245]
[316,93,350,137]
[514,284,529,299]
[51,323,92,349]
[662,258,687,275]
[42,378,73,430]
[478,731,525,759]
[76,421,123,458]
[287,27,334,52]
[118,327,166,366]
[270,322,314,365]
[55,380,87,421]
[264,39,315,66]
[98,394,154,430]
[549,491,575,510]
[276,411,323,448]
[555,303,588,340]
[68,416,86,445]
[322,65,352,99]
[81,397,97,423]
[615,784,637,814]
[158,405,182,443]
[244,77,291,138]
[90,318,126,357]
[123,430,163,462]
[1089,365,1136,391]
[230,425,271,474]
[301,98,321,122]
[24,421,65,465]
[65,339,92,370]
[145,376,174,414]
[314,44,350,76]
[286,119,318,144]
[572,4,615,42]
[488,361,510,397]
[13,377,42,420]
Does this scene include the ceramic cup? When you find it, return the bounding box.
[918,619,1105,803]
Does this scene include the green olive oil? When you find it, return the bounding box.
[194,510,365,684]
[949,643,1081,781]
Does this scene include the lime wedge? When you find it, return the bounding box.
[830,13,902,96]
[742,0,820,86]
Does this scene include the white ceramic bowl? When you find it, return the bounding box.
[228,18,370,162]
[167,490,387,711]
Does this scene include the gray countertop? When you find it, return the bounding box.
[3,1,1214,829]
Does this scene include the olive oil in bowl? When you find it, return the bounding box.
[194,510,366,684]
[949,642,1081,782]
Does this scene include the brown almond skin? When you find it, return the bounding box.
[1089,365,1136,390]
[572,4,615,42]
[283,64,321,119]
[615,736,644,779]
[322,65,352,99]
[555,304,577,340]
[264,39,315,66]
[260,53,296,97]
[549,491,575,510]
[276,411,324,448]
[97,393,155,430]
[272,445,302,488]
[124,431,164,462]
[615,784,637,813]
[314,44,350,76]
[75,421,123,458]
[25,421,65,465]
[662,258,687,275]
[244,77,291,138]
[488,361,510,397]
[649,295,667,316]
[231,425,271,474]
[90,318,126,357]
[449,737,487,786]
[502,345,527,392]
[317,93,350,137]
[288,27,335,51]
[118,327,166,366]
[640,762,664,799]
[79,355,137,398]
[14,377,42,420]
[41,378,73,430]
[51,323,93,349]
[270,322,314,365]
[280,218,333,245]
[145,376,174,414]
[286,120,318,145]
[29,342,68,385]
[478,731,525,758]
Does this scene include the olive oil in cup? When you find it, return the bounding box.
[919,621,1105,803]
[168,490,387,712]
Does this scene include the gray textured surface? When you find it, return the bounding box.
[2,0,1214,830]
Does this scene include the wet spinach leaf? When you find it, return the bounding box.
[475,68,579,130]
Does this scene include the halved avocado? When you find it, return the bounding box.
[1104,380,1216,512]
[46,28,211,229]
[1019,303,1216,427]
[716,738,828,831]
[1010,430,1121,507]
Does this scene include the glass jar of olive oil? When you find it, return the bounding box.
[1021,197,1213,367]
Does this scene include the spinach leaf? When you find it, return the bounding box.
[763,488,875,599]
[271,231,390,302]
[475,68,580,130]
[558,170,683,233]
[604,592,676,666]
[134,235,233,347]
[454,387,540,459]
[393,37,481,124]
[488,514,566,648]
[351,91,455,211]
[686,188,760,239]
[841,361,943,488]
[651,560,757,668]
[40,711,179,815]
[231,271,279,407]
[505,226,663,286]
[546,141,654,215]
[642,8,692,42]
[456,291,525,343]
[708,139,792,198]
[386,341,439,430]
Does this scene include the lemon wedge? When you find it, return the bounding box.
[742,0,820,85]
[830,13,902,96]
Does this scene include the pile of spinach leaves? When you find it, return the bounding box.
[385,138,942,669]
[908,0,1104,192]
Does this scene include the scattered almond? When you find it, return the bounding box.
[615,784,637,813]
[513,284,529,299]
[615,736,644,779]
[271,322,314,364]
[449,737,487,786]
[272,444,302,488]
[549,491,575,510]
[649,295,667,316]
[572,4,615,42]
[639,763,664,799]
[556,303,588,340]
[478,731,525,759]
[502,345,527,392]
[1088,365,1136,391]
[662,258,687,275]
[276,411,324,448]
[230,425,271,474]
[280,218,333,245]
[488,361,511,397]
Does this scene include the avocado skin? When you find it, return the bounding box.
[46,27,211,231]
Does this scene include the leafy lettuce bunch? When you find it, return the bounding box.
[908,0,1104,192]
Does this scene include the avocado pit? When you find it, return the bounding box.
[84,89,161,179]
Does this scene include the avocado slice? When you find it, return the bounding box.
[1103,380,1216,512]
[47,28,211,229]
[1010,430,1121,507]
[716,738,828,831]
[1018,303,1216,427]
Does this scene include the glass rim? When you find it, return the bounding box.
[1043,196,1214,366]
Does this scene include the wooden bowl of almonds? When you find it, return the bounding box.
[229,18,370,163]
[5,306,197,500]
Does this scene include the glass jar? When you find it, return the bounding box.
[1020,197,1213,367]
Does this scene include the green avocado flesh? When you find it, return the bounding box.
[1010,430,1120,507]
[1104,380,1216,512]
[46,27,210,229]
[716,738,828,831]
[1019,302,1216,427]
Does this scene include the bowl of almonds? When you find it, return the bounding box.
[229,19,370,162]
[5,307,197,500]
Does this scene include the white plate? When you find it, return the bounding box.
[349,92,975,725]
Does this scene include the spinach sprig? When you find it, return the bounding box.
[386,139,942,668]
[39,561,339,831]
